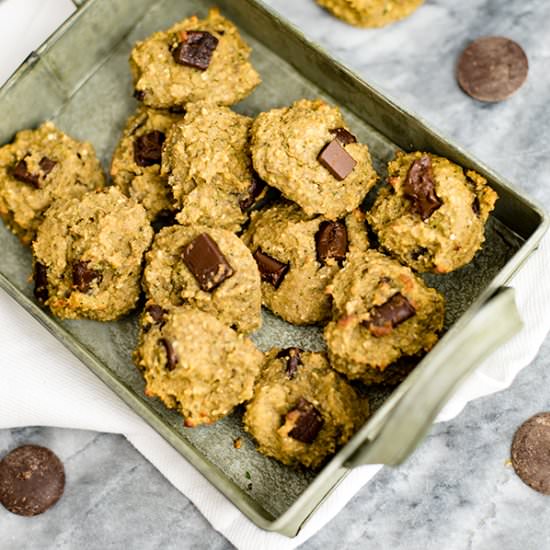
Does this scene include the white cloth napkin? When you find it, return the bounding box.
[1,2,550,549]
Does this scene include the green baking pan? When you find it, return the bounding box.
[0,0,547,537]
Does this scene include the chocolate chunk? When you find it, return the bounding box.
[168,105,187,115]
[315,220,348,265]
[133,130,165,167]
[457,36,528,103]
[366,292,416,337]
[511,413,550,495]
[329,127,357,146]
[0,445,65,516]
[253,248,289,289]
[34,262,49,304]
[172,30,219,70]
[72,261,101,293]
[411,246,429,261]
[182,233,234,292]
[239,173,267,212]
[146,304,166,324]
[286,398,324,444]
[133,89,145,101]
[472,196,481,216]
[277,348,303,379]
[317,139,357,181]
[402,155,442,221]
[12,159,39,187]
[160,338,178,371]
[39,157,56,176]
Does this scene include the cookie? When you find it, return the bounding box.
[251,99,377,219]
[324,250,445,384]
[367,151,498,273]
[130,8,261,109]
[0,445,65,516]
[135,306,263,427]
[511,413,550,495]
[142,224,262,334]
[161,102,260,232]
[242,202,369,325]
[317,0,424,28]
[0,122,105,245]
[111,106,182,222]
[243,349,368,469]
[32,187,153,321]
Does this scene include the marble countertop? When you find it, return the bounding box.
[2,0,550,548]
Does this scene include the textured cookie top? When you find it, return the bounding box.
[251,99,377,218]
[136,307,263,427]
[0,121,105,245]
[111,106,182,221]
[142,224,262,334]
[32,187,153,321]
[367,151,498,273]
[130,8,261,109]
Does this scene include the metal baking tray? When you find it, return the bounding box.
[0,0,547,537]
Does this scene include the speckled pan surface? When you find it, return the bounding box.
[0,0,546,538]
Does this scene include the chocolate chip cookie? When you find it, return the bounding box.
[130,8,261,109]
[324,250,445,384]
[162,102,261,232]
[135,306,263,427]
[142,224,262,334]
[243,349,368,469]
[111,106,182,222]
[367,151,498,273]
[0,122,105,245]
[32,187,153,321]
[242,202,369,325]
[317,0,424,28]
[251,99,377,219]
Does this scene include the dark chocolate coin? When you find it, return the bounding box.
[457,36,528,103]
[0,445,65,516]
[511,412,550,495]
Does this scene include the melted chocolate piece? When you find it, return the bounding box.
[133,130,165,167]
[402,156,442,221]
[39,157,56,176]
[366,292,416,337]
[160,338,178,371]
[72,261,101,293]
[34,262,49,304]
[239,173,267,212]
[0,445,65,516]
[329,127,357,145]
[277,348,303,380]
[317,139,357,181]
[286,398,324,444]
[171,30,219,70]
[146,304,166,324]
[12,159,39,187]
[182,233,234,292]
[253,248,289,289]
[133,89,145,101]
[315,220,348,265]
[472,196,481,216]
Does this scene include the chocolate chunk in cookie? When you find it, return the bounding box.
[39,157,57,176]
[316,220,348,265]
[182,233,234,292]
[286,398,324,444]
[0,445,65,516]
[146,304,167,324]
[402,155,442,220]
[253,248,289,289]
[72,261,101,293]
[160,338,178,371]
[277,347,303,380]
[34,262,49,303]
[366,292,416,337]
[511,412,550,495]
[317,139,357,181]
[133,130,165,167]
[239,173,267,212]
[172,30,219,70]
[12,159,40,187]
[330,127,357,145]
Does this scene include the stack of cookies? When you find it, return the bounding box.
[0,8,497,469]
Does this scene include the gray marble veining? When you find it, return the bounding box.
[2,0,550,548]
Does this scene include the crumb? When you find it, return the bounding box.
[233,437,242,449]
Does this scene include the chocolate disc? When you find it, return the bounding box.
[511,413,550,495]
[0,445,65,516]
[457,36,528,102]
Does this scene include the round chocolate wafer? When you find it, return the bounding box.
[511,413,550,495]
[457,36,528,102]
[0,445,65,516]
